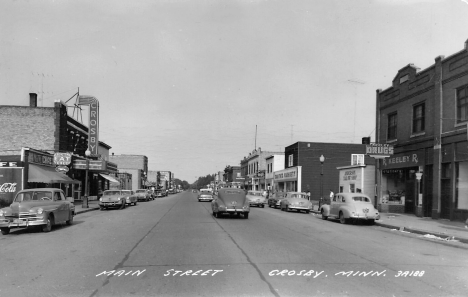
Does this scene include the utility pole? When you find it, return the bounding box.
[347,79,365,143]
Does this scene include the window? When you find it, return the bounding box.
[350,184,355,193]
[457,85,468,123]
[412,103,425,133]
[351,154,364,165]
[388,112,397,140]
[288,155,293,167]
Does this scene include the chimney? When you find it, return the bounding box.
[362,137,371,144]
[29,93,37,107]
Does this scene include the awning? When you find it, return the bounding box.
[99,174,120,183]
[28,164,80,184]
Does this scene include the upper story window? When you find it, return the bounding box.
[412,103,425,133]
[387,112,397,140]
[351,154,364,165]
[399,74,409,84]
[288,154,293,167]
[457,85,468,123]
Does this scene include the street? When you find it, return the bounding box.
[0,191,467,297]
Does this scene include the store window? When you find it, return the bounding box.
[412,103,425,133]
[381,169,406,205]
[456,162,468,210]
[349,184,355,193]
[388,112,397,140]
[457,85,468,123]
[351,154,364,165]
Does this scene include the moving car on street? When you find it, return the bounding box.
[320,192,380,224]
[135,189,152,202]
[0,188,75,235]
[211,188,250,219]
[280,192,312,214]
[246,190,267,208]
[268,192,286,208]
[99,190,134,210]
[198,188,214,202]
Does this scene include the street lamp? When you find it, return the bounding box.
[319,154,325,209]
[83,150,91,208]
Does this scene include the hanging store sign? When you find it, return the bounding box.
[54,152,72,166]
[381,151,424,169]
[366,143,394,158]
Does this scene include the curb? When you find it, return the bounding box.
[75,207,100,215]
[375,221,468,244]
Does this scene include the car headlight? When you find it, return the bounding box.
[0,210,4,216]
[99,198,102,202]
[218,205,226,210]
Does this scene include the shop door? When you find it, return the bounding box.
[440,180,451,219]
[405,179,415,213]
[423,165,433,217]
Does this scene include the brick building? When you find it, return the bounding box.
[0,96,117,203]
[223,165,242,187]
[282,141,375,202]
[109,154,148,190]
[376,39,468,221]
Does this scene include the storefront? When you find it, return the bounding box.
[273,166,302,193]
[0,157,24,208]
[73,158,118,200]
[379,150,424,214]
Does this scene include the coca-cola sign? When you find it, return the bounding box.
[0,168,23,207]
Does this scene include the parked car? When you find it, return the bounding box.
[100,190,134,210]
[246,190,267,208]
[320,192,380,224]
[192,189,197,193]
[280,192,312,214]
[0,188,75,235]
[198,189,214,202]
[135,189,151,201]
[268,192,286,208]
[154,189,165,198]
[211,188,250,219]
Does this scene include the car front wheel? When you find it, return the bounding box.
[244,213,249,219]
[66,212,74,225]
[1,227,10,235]
[42,216,53,232]
[339,212,347,224]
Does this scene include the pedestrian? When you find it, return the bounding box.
[306,190,311,201]
[329,189,334,198]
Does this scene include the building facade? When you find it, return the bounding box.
[283,141,375,203]
[265,154,285,191]
[109,154,148,190]
[245,148,283,191]
[376,39,468,221]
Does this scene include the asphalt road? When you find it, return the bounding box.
[0,191,467,297]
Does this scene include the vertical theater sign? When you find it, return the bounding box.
[0,158,24,207]
[77,95,99,156]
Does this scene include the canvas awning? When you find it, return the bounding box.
[99,174,120,183]
[28,164,80,184]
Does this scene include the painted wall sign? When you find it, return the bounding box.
[78,95,99,156]
[274,167,298,181]
[381,151,424,169]
[54,152,72,165]
[343,170,357,181]
[0,168,23,206]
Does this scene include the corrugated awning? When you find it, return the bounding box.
[28,164,80,184]
[99,174,120,183]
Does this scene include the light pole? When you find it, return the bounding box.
[319,154,325,209]
[83,149,91,208]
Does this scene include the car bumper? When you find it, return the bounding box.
[288,206,311,210]
[0,216,47,228]
[249,202,265,206]
[99,201,123,207]
[349,214,380,220]
[198,198,213,201]
[219,208,249,213]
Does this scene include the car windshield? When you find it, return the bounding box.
[136,190,146,193]
[352,196,371,202]
[104,191,121,196]
[201,190,211,194]
[122,191,132,195]
[15,191,53,202]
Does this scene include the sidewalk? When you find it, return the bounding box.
[74,200,100,215]
[311,206,468,244]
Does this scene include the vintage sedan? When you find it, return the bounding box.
[135,189,152,202]
[198,189,214,202]
[0,188,75,235]
[154,189,165,198]
[268,192,286,208]
[320,192,380,224]
[99,190,134,210]
[211,188,250,219]
[280,192,312,214]
[246,190,267,208]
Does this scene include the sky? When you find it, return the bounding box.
[1,0,468,183]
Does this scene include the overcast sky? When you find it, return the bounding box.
[1,0,468,182]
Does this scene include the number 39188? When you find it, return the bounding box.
[395,271,425,277]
